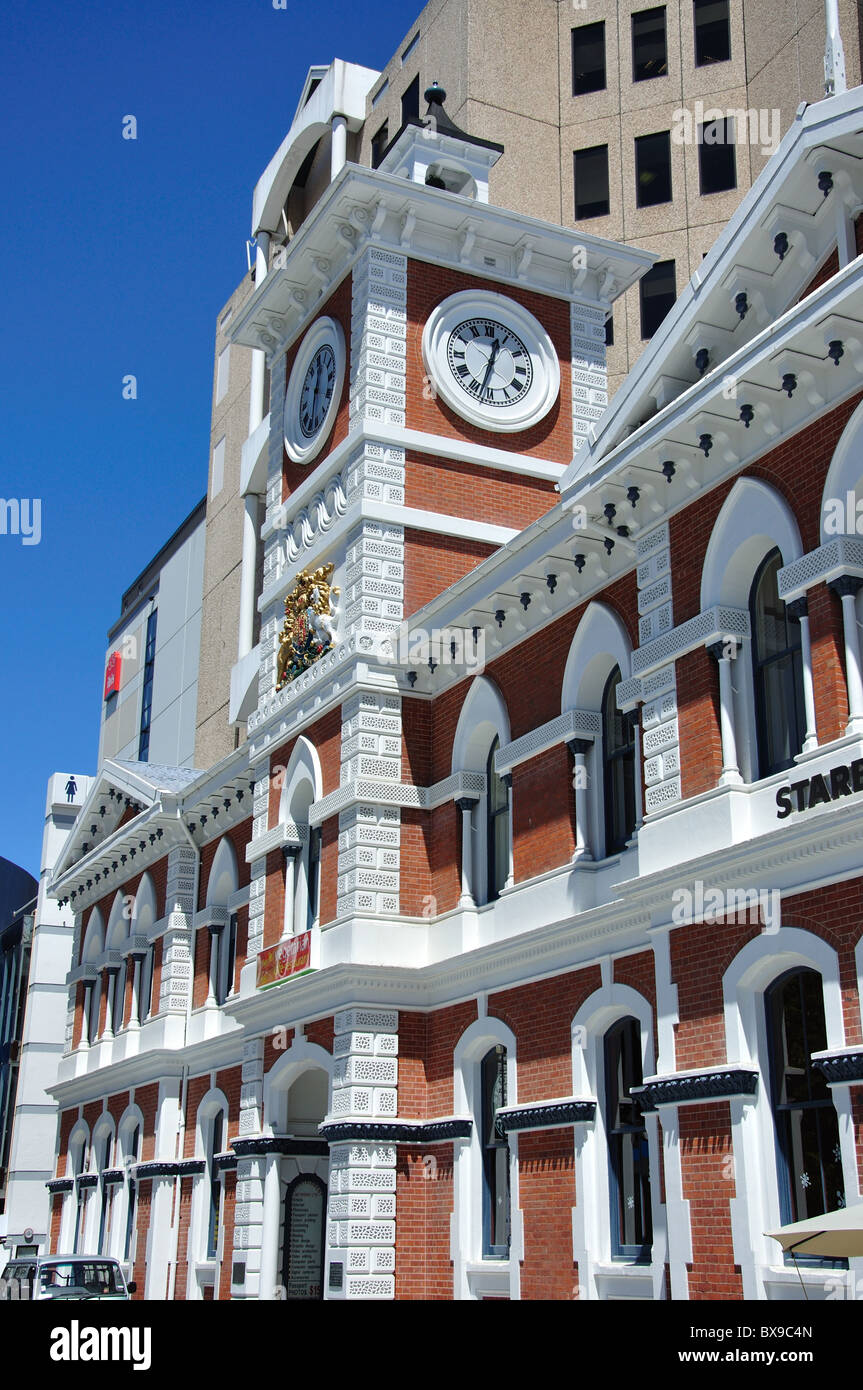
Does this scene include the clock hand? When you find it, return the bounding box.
[311,360,323,419]
[479,338,500,398]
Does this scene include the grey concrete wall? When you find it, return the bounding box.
[193,274,257,770]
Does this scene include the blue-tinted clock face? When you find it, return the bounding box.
[299,345,337,439]
[446,318,533,407]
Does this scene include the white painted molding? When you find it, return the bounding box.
[495,709,602,775]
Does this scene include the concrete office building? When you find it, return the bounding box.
[357,0,863,396]
[1,775,90,1266]
[99,499,206,771]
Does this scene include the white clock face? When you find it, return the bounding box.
[423,291,560,432]
[446,319,533,407]
[299,345,337,439]
[284,317,346,464]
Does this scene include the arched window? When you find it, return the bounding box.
[750,549,805,778]
[604,1017,652,1260]
[479,1044,510,1258]
[215,914,237,1006]
[602,666,636,855]
[123,1123,141,1263]
[485,738,509,904]
[305,828,322,932]
[765,969,844,1224]
[69,1134,89,1255]
[96,1130,113,1255]
[206,1111,225,1260]
[88,976,102,1043]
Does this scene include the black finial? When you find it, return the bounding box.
[424,82,447,107]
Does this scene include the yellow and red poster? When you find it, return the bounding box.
[256,931,314,990]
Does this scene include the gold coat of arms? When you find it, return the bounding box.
[276,564,340,690]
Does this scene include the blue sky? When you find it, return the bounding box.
[0,0,418,877]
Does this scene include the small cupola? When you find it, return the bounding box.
[376,82,503,203]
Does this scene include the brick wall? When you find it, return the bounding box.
[281,275,353,504]
[406,265,573,462]
[517,1129,577,1300]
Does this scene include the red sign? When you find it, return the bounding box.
[104,651,122,699]
[256,931,313,989]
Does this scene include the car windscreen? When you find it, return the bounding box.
[39,1261,124,1295]
[0,1265,36,1299]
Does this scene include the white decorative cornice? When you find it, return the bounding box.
[778,534,863,600]
[244,820,307,866]
[495,709,602,776]
[630,605,750,682]
[229,165,655,362]
[308,770,486,829]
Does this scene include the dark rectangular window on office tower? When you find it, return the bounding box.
[574,145,610,219]
[635,131,672,206]
[640,260,676,338]
[632,7,667,81]
[401,74,420,124]
[572,21,606,95]
[694,0,731,66]
[371,123,389,169]
[698,117,736,194]
[137,609,157,762]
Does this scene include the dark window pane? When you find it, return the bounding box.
[572,21,606,95]
[401,74,420,124]
[574,144,610,219]
[632,7,667,81]
[371,123,388,169]
[480,1046,510,1256]
[486,737,509,902]
[698,117,736,194]
[635,130,672,206]
[767,970,845,1225]
[605,1018,652,1257]
[750,550,805,777]
[602,667,637,854]
[605,314,614,347]
[639,259,676,338]
[694,0,731,65]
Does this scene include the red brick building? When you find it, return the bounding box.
[46,80,863,1301]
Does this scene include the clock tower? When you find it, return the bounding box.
[227,83,652,1299]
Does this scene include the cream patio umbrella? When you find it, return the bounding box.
[766,1203,863,1296]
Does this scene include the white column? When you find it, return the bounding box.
[567,740,593,859]
[787,600,819,751]
[102,973,116,1039]
[502,773,515,890]
[239,229,271,663]
[331,114,348,179]
[281,847,298,938]
[206,929,219,1006]
[259,1152,283,1300]
[238,494,260,662]
[831,579,863,736]
[824,0,847,96]
[708,642,743,784]
[248,231,270,434]
[129,956,141,1030]
[456,799,475,907]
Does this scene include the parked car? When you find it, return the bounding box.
[0,1255,135,1300]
